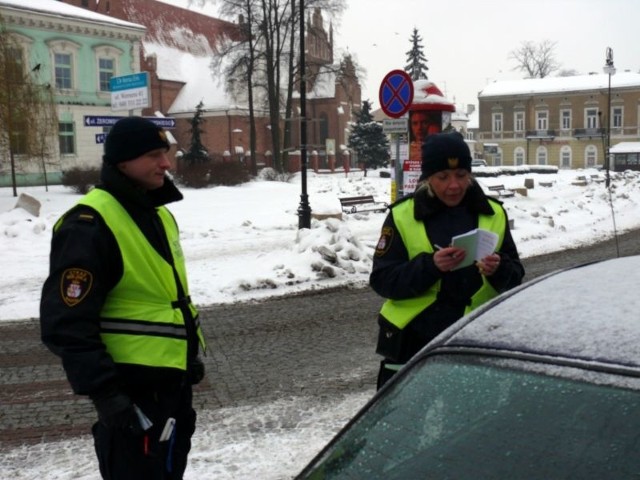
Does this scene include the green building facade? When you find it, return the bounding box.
[0,0,145,186]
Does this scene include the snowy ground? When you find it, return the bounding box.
[2,167,640,478]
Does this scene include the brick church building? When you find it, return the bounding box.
[62,0,361,172]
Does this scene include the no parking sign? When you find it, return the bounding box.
[379,70,413,118]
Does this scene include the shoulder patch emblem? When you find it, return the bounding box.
[375,226,394,257]
[60,268,93,307]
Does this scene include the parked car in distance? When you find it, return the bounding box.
[296,256,640,479]
[472,158,488,167]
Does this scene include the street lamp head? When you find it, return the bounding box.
[603,47,616,75]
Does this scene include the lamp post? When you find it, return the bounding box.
[603,47,616,188]
[297,0,312,229]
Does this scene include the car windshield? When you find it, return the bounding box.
[299,355,640,479]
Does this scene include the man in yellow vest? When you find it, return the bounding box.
[371,132,524,389]
[40,117,206,479]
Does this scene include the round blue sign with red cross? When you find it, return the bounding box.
[379,70,414,118]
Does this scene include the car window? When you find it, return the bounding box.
[298,355,640,479]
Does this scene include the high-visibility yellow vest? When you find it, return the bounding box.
[76,188,206,370]
[379,197,506,330]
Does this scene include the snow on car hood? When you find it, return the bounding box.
[437,255,640,369]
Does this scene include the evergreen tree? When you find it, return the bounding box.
[347,100,390,175]
[404,27,429,81]
[183,100,209,165]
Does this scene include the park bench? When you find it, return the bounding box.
[487,184,515,198]
[339,195,388,214]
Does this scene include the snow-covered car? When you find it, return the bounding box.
[472,159,488,167]
[295,256,640,479]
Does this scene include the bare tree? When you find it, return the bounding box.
[0,18,58,196]
[509,40,560,78]
[207,0,345,173]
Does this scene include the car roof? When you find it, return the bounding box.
[423,255,640,375]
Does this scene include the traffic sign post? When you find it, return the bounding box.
[84,115,176,128]
[110,72,150,112]
[84,115,123,127]
[382,118,408,134]
[85,115,176,143]
[379,70,413,119]
[380,70,414,201]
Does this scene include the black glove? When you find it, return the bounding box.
[91,389,145,436]
[187,356,205,385]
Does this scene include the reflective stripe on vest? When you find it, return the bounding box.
[379,197,506,330]
[77,188,203,370]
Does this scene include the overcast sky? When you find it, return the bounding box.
[164,0,640,109]
[334,0,640,109]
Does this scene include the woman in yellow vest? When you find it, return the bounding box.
[371,132,524,389]
[41,117,206,479]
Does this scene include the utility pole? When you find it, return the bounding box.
[603,47,615,188]
[297,0,311,229]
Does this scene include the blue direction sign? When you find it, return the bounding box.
[379,70,414,119]
[84,115,176,129]
[95,133,107,144]
[149,117,176,129]
[85,115,122,127]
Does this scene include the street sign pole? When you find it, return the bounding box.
[379,70,413,203]
[383,118,408,201]
[395,134,402,199]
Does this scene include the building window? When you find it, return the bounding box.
[560,146,572,168]
[7,46,25,83]
[98,58,115,92]
[59,122,76,155]
[514,147,525,166]
[514,111,524,132]
[492,113,503,132]
[47,39,81,93]
[93,45,122,94]
[536,146,547,165]
[612,106,623,128]
[536,111,548,130]
[10,120,28,155]
[560,110,571,130]
[494,148,503,166]
[585,108,599,129]
[54,53,73,90]
[5,33,32,84]
[585,145,598,167]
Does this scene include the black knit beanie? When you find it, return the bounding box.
[420,131,472,181]
[103,116,170,165]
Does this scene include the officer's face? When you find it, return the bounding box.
[117,148,172,190]
[428,169,471,207]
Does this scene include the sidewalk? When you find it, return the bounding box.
[0,287,382,450]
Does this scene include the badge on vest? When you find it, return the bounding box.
[375,226,394,257]
[60,268,93,307]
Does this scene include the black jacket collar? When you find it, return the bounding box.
[98,163,183,210]
[413,179,497,220]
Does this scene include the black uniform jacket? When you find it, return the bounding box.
[40,164,199,398]
[370,180,524,361]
